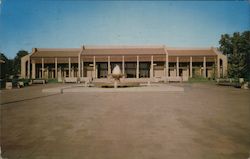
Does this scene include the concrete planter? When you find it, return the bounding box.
[239,78,244,84]
[241,82,249,90]
[18,81,24,88]
[6,82,12,89]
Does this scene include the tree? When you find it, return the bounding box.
[219,31,250,80]
[0,53,8,79]
[13,50,29,75]
[219,34,232,56]
[0,53,15,78]
[0,52,8,62]
[241,31,250,80]
[228,48,247,79]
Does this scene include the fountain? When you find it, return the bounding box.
[92,64,140,88]
[112,65,123,88]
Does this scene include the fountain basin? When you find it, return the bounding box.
[93,82,140,88]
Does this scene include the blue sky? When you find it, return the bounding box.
[0,0,249,58]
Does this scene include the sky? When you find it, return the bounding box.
[0,0,249,58]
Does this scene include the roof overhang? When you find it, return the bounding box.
[30,45,222,58]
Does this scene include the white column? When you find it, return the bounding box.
[108,56,111,75]
[55,58,58,78]
[203,56,206,78]
[96,66,98,78]
[190,57,193,78]
[166,53,169,77]
[58,67,62,79]
[150,55,154,78]
[136,56,139,78]
[78,54,81,78]
[45,66,48,79]
[32,61,36,79]
[217,57,220,78]
[93,56,96,78]
[222,58,227,77]
[27,57,30,78]
[39,70,41,78]
[42,58,44,78]
[51,70,54,79]
[81,61,84,77]
[122,56,125,76]
[21,57,27,78]
[68,57,71,77]
[72,67,75,77]
[176,57,179,77]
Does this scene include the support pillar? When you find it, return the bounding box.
[108,56,111,75]
[68,57,71,77]
[58,67,62,80]
[27,57,30,78]
[42,58,44,78]
[72,67,75,77]
[203,56,206,78]
[21,56,27,78]
[52,71,54,79]
[93,56,96,78]
[81,61,84,77]
[32,61,36,79]
[39,70,41,78]
[217,57,220,78]
[136,56,139,78]
[45,67,48,79]
[150,55,154,78]
[190,57,193,78]
[176,57,179,77]
[55,58,58,78]
[122,56,125,77]
[222,58,227,77]
[78,54,81,78]
[166,53,169,77]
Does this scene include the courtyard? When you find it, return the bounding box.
[1,83,250,159]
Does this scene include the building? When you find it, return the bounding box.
[21,45,227,81]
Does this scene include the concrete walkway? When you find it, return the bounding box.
[42,84,184,93]
[1,83,250,159]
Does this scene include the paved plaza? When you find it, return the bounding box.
[1,83,250,159]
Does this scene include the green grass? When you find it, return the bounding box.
[18,78,31,86]
[188,76,215,84]
[19,78,30,82]
[48,79,58,83]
